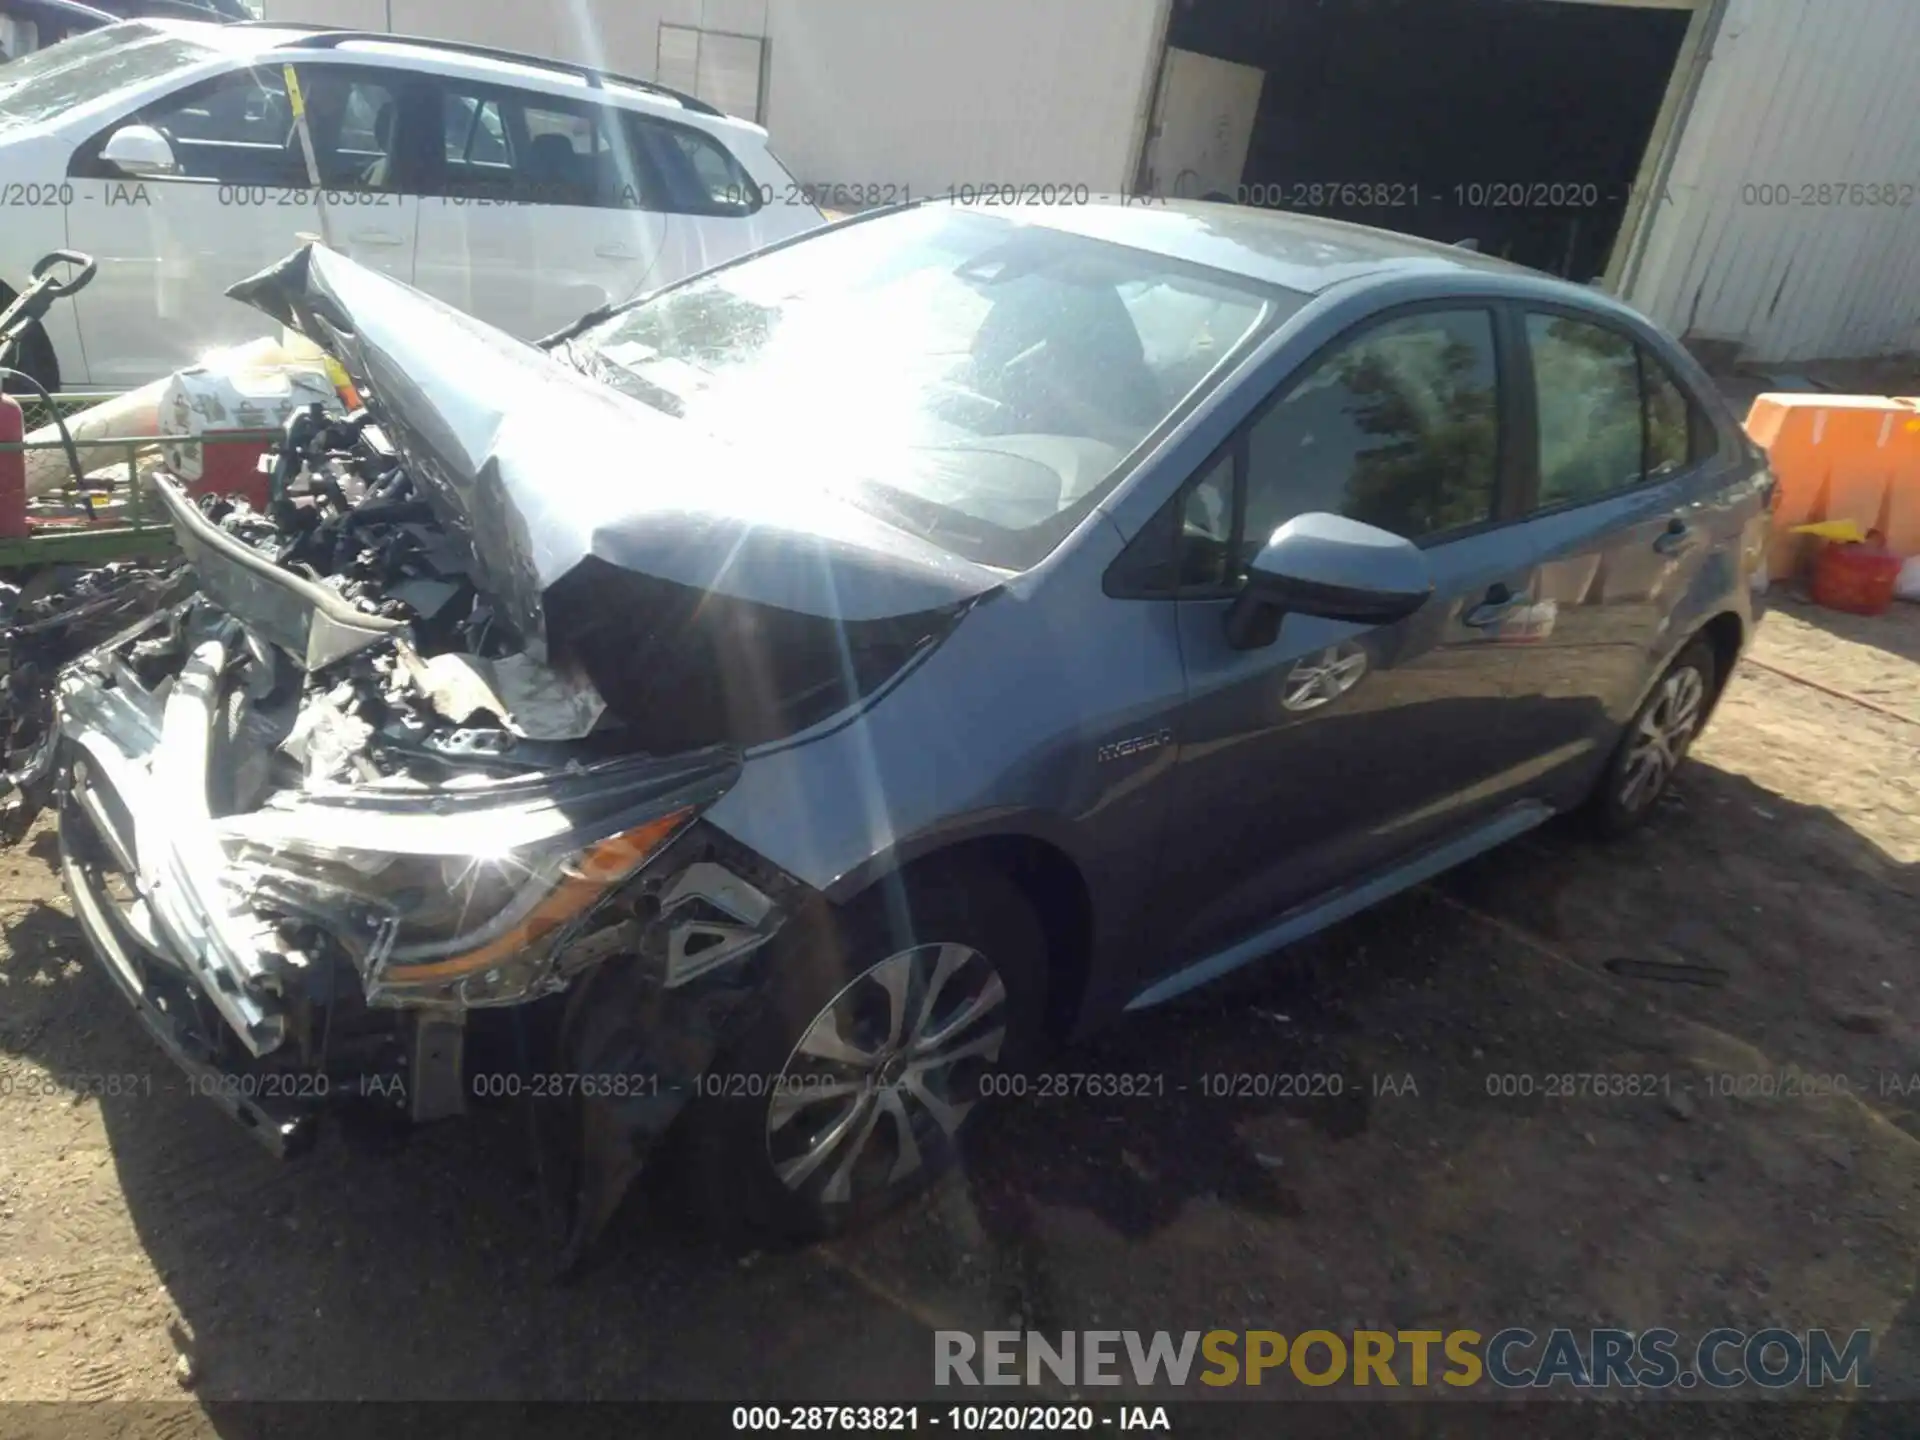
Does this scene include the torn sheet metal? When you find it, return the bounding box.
[225,245,1007,654]
[396,643,607,741]
[279,681,376,785]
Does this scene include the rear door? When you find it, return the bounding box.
[1502,306,1728,794]
[412,79,673,339]
[1142,305,1540,973]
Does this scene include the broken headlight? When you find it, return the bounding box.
[211,750,739,1006]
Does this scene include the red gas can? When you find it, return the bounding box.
[0,392,28,539]
[1810,532,1904,617]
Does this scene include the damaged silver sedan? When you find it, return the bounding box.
[40,198,1762,1267]
[48,206,1292,1262]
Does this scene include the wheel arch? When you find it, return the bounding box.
[833,829,1096,1047]
[1696,609,1747,718]
[1621,607,1747,731]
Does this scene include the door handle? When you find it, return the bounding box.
[1653,517,1699,557]
[1463,583,1528,629]
[595,243,642,261]
[350,230,406,247]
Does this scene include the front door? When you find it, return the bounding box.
[64,60,424,386]
[64,63,321,386]
[1149,306,1539,975]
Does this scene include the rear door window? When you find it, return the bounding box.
[1525,312,1643,508]
[434,82,665,211]
[1644,351,1692,479]
[1525,310,1721,510]
[1643,347,1719,473]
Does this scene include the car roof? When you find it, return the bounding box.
[996,198,1559,298]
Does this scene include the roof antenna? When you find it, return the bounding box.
[1452,237,1481,251]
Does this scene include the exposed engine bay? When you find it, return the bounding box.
[44,414,797,1262]
[0,241,1006,1265]
[1,239,1024,1264]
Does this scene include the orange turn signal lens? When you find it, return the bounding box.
[388,808,692,983]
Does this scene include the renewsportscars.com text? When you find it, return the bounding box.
[934,1327,1872,1391]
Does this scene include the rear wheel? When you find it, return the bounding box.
[1587,637,1716,837]
[674,863,1047,1238]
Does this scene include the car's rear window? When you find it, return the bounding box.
[577,206,1293,570]
[0,23,213,134]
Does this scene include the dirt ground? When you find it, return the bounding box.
[3,594,1920,1435]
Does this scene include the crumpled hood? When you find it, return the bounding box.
[226,245,1005,656]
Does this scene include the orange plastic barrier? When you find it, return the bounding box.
[1743,394,1920,579]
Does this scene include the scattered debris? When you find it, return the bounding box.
[0,561,193,839]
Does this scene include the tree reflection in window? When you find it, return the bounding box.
[1527,313,1641,507]
[1244,309,1499,558]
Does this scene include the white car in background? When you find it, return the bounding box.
[0,19,823,389]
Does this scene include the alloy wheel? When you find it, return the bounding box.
[1619,664,1706,813]
[765,943,1007,1205]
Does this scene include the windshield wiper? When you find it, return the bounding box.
[539,304,614,349]
[842,477,1001,556]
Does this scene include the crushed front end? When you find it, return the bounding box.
[43,242,985,1264]
[51,377,796,1265]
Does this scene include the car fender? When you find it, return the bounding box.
[815,803,1091,907]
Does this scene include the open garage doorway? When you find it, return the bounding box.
[1140,0,1701,282]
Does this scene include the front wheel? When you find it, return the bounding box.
[672,863,1048,1238]
[1587,637,1717,837]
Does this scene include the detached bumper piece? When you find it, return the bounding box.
[57,621,325,1152]
[61,810,318,1157]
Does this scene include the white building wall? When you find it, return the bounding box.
[261,0,767,80]
[762,0,1163,197]
[1625,0,1920,360]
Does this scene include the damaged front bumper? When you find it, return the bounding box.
[54,613,794,1170]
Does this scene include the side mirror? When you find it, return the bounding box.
[99,125,179,179]
[1225,512,1433,650]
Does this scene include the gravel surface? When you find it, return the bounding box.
[3,598,1919,1433]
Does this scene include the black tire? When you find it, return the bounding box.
[672,861,1048,1240]
[0,300,58,397]
[1587,637,1717,838]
